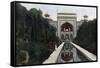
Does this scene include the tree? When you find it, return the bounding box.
[73,19,97,55]
[15,3,60,65]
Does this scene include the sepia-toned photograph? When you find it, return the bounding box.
[11,1,97,66]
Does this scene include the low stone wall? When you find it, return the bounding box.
[43,42,64,64]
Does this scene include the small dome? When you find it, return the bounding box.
[83,15,88,18]
[44,13,50,17]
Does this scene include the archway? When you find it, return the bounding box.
[61,22,73,32]
[57,13,77,39]
[61,22,73,40]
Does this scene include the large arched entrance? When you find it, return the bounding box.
[57,13,77,39]
[61,22,73,32]
[61,22,73,41]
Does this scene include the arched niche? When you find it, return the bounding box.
[61,22,73,32]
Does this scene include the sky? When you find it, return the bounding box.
[20,3,96,21]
